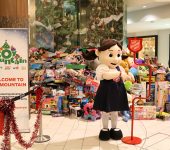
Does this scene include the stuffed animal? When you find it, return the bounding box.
[83,101,101,121]
[82,39,129,141]
[120,60,135,82]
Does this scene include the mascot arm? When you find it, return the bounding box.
[102,71,120,80]
[119,66,129,81]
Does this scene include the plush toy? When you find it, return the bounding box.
[83,101,101,121]
[120,60,135,82]
[82,39,130,141]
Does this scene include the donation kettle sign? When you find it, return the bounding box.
[128,38,143,53]
[0,29,29,132]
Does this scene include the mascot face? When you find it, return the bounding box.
[95,44,122,69]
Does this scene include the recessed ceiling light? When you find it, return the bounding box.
[143,15,157,22]
[143,5,147,8]
[127,19,133,24]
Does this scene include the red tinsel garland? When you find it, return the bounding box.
[0,98,14,150]
[10,103,42,149]
[0,87,43,150]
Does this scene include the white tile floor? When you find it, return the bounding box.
[1,114,170,150]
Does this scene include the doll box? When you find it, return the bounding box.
[132,105,156,120]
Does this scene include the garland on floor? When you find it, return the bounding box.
[0,87,43,150]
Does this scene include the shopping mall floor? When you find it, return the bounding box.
[1,114,170,150]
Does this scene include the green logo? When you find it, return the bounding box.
[0,40,27,64]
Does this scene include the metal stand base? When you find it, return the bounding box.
[121,136,142,145]
[35,135,50,143]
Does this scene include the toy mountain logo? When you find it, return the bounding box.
[0,40,27,65]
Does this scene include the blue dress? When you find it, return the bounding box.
[93,66,129,112]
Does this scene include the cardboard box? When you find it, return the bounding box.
[131,105,156,120]
[139,76,155,82]
[155,81,168,110]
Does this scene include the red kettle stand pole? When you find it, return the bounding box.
[121,52,152,145]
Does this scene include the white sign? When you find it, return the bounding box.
[0,29,29,132]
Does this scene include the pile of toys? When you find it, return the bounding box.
[119,52,170,121]
[29,47,170,122]
[29,47,100,120]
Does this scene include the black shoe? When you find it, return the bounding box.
[110,128,123,140]
[99,129,110,141]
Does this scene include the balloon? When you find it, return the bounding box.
[130,67,138,76]
[124,81,133,91]
[135,59,144,64]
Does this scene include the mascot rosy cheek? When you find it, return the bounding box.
[82,39,129,141]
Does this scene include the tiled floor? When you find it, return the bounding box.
[1,114,170,150]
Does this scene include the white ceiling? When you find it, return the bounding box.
[126,0,170,12]
[126,0,170,33]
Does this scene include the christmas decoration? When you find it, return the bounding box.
[0,87,43,150]
[35,0,76,52]
[31,0,124,52]
[79,0,124,47]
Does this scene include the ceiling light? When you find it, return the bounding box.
[143,15,158,22]
[143,5,147,8]
[127,19,133,24]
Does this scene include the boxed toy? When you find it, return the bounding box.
[132,105,156,120]
[140,82,146,102]
[146,82,155,102]
[30,95,36,109]
[156,112,170,120]
[164,102,170,113]
[155,81,168,110]
[139,75,155,83]
[42,97,57,115]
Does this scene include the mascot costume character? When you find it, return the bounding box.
[82,39,129,141]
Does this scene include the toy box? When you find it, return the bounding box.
[42,97,57,115]
[164,102,170,113]
[156,73,166,81]
[140,82,146,102]
[139,75,155,83]
[155,81,168,110]
[86,78,99,92]
[30,63,42,70]
[132,105,156,120]
[168,87,170,102]
[156,112,170,120]
[146,82,155,102]
[30,95,36,109]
